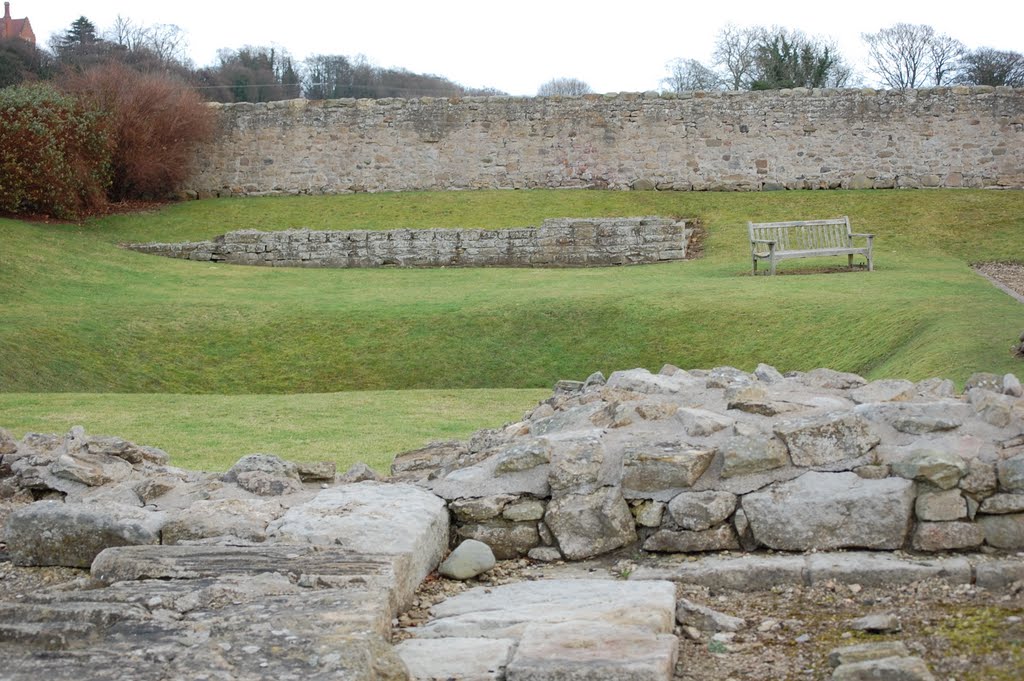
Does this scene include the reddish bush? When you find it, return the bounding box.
[0,83,112,218]
[62,62,217,200]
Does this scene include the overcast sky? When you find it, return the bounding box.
[17,0,1024,95]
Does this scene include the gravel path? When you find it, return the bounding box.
[974,262,1024,304]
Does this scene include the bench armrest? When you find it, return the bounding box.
[849,233,875,238]
[750,239,776,245]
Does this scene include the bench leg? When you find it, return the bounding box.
[848,253,854,269]
[769,257,777,276]
[753,258,757,275]
[867,254,873,271]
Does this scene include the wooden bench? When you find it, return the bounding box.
[748,217,874,275]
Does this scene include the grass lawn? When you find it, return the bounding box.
[0,389,546,472]
[1,188,1022,470]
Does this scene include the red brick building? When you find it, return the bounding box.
[1,2,35,44]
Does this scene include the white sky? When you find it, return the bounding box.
[16,0,1024,95]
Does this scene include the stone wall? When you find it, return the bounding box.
[392,366,1024,561]
[188,87,1024,196]
[126,217,691,268]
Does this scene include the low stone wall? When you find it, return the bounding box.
[393,366,1024,561]
[126,217,690,268]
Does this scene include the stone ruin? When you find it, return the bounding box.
[125,217,692,269]
[1,363,1024,679]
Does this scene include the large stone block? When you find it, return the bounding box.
[3,501,165,567]
[977,513,1024,549]
[544,487,637,560]
[719,434,790,478]
[506,621,678,681]
[642,525,740,553]
[266,481,448,609]
[774,412,880,467]
[891,449,967,490]
[741,472,915,551]
[621,440,714,497]
[667,491,737,530]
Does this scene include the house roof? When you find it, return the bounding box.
[2,2,35,44]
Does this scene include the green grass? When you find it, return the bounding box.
[1,188,1022,470]
[0,389,546,472]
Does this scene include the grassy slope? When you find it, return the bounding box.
[1,188,1021,469]
[0,389,546,471]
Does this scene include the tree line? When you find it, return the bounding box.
[657,23,1023,95]
[0,14,505,100]
[1,15,1021,101]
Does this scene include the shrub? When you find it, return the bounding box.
[0,83,112,218]
[62,62,217,200]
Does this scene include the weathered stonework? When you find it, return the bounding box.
[126,217,691,268]
[188,88,1024,196]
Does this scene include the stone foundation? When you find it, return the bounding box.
[126,217,691,268]
[393,367,1024,561]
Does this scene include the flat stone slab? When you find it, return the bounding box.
[395,637,515,681]
[407,579,678,681]
[91,543,415,619]
[629,552,1020,591]
[806,552,973,586]
[416,579,676,639]
[0,572,407,680]
[506,621,678,681]
[266,481,449,610]
[630,555,808,591]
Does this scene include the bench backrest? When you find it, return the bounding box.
[748,217,852,253]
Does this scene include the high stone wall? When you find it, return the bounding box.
[188,87,1024,196]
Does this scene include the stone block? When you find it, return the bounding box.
[395,637,514,681]
[621,441,714,497]
[891,449,967,490]
[719,434,790,478]
[977,513,1024,549]
[915,489,967,521]
[506,621,678,681]
[912,522,985,551]
[545,487,637,560]
[806,552,972,586]
[642,525,740,553]
[774,412,880,467]
[742,472,915,551]
[630,555,807,591]
[3,501,165,568]
[667,491,737,530]
[457,520,540,560]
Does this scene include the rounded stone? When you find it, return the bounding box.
[438,539,496,580]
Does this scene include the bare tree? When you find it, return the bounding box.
[712,24,763,89]
[661,58,722,92]
[956,47,1024,87]
[537,77,592,96]
[862,23,962,89]
[927,33,966,86]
